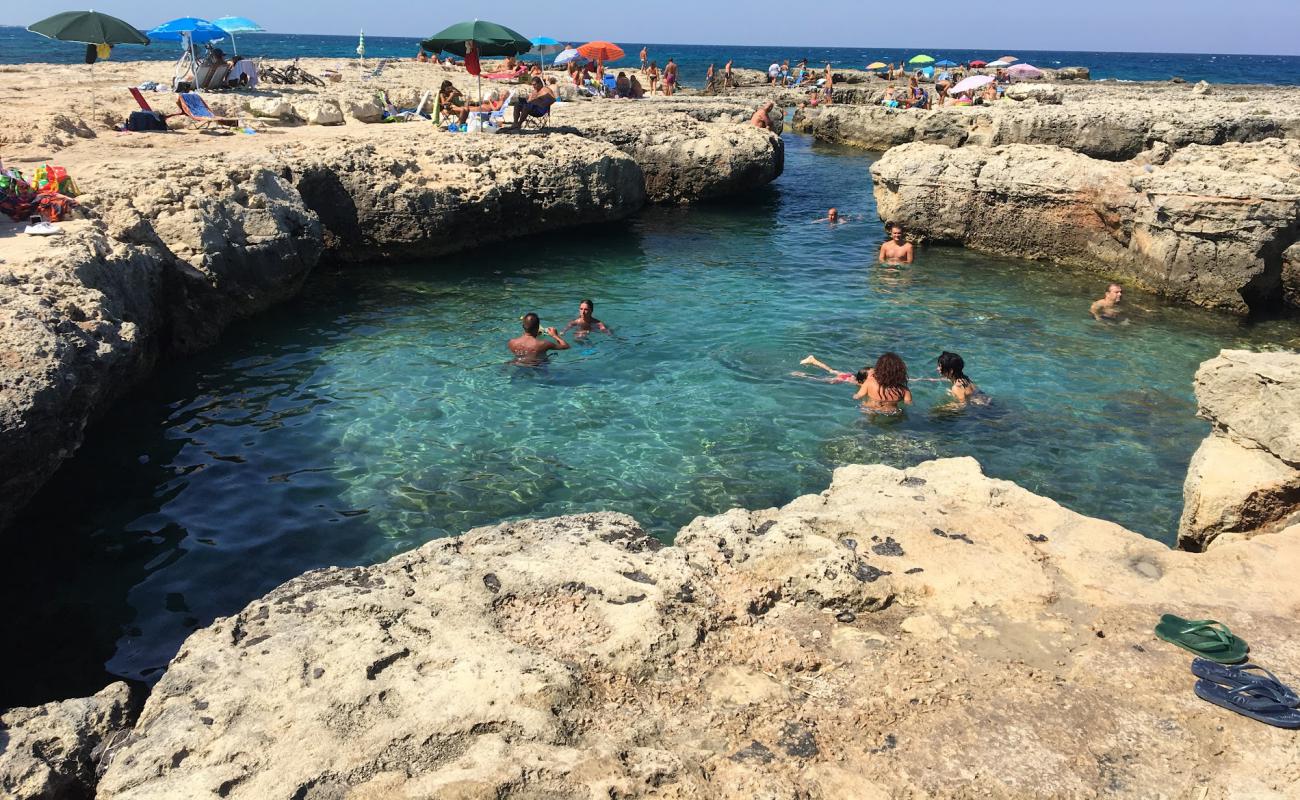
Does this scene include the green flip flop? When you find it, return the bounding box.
[1154,614,1248,664]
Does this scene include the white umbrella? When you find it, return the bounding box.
[986,60,1011,68]
[950,74,993,95]
[1008,63,1042,78]
[553,47,585,66]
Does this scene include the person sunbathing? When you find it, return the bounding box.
[616,72,631,98]
[498,77,556,132]
[438,81,469,122]
[628,75,646,98]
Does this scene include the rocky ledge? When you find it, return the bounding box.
[871,138,1300,314]
[6,454,1285,798]
[792,81,1300,160]
[1180,350,1300,550]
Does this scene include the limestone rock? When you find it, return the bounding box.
[0,681,141,800]
[1003,83,1062,104]
[297,99,344,126]
[1054,66,1091,80]
[1177,434,1300,551]
[1192,80,1212,96]
[95,458,1300,798]
[1194,349,1300,462]
[871,139,1300,314]
[245,97,297,121]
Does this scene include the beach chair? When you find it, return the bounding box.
[194,61,231,90]
[129,88,180,119]
[522,101,551,130]
[176,92,239,130]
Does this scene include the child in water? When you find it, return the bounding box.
[796,355,868,384]
[936,351,983,405]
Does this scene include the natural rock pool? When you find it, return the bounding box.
[6,135,1296,704]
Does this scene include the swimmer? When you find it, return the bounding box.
[508,312,570,364]
[879,223,915,264]
[1090,283,1124,321]
[936,351,980,404]
[813,207,847,224]
[797,354,868,385]
[561,298,612,335]
[853,352,912,413]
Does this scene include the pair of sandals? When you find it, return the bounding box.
[1155,614,1300,728]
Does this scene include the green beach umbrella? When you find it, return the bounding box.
[420,19,531,58]
[28,11,150,122]
[908,54,935,65]
[28,10,150,46]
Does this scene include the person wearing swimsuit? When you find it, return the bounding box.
[798,355,867,384]
[854,352,912,413]
[937,351,979,404]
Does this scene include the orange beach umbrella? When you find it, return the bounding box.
[577,41,624,62]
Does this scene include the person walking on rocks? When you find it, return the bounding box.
[879,223,914,263]
[724,59,734,88]
[1090,283,1125,321]
[509,313,570,364]
[640,46,648,70]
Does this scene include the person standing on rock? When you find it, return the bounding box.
[640,46,648,71]
[664,58,678,95]
[879,223,914,263]
[1090,283,1125,321]
[724,59,734,88]
[509,313,570,364]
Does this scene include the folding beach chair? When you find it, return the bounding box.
[194,61,231,90]
[175,92,239,130]
[129,87,180,119]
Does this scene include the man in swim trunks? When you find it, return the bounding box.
[562,299,611,335]
[640,46,648,70]
[879,223,915,263]
[1090,283,1125,321]
[813,207,845,224]
[750,101,775,129]
[664,58,678,95]
[499,77,555,131]
[509,312,570,363]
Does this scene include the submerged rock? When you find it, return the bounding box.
[94,457,1300,798]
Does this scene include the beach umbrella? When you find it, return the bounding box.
[986,60,1011,68]
[969,60,987,68]
[908,54,934,64]
[553,47,586,66]
[28,11,149,120]
[999,56,1019,63]
[530,36,563,70]
[935,59,958,67]
[420,19,532,57]
[213,16,262,57]
[866,61,888,70]
[577,41,625,63]
[1008,63,1043,79]
[147,17,227,43]
[950,74,993,95]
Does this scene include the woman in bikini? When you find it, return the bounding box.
[646,61,660,95]
[854,352,912,413]
[936,351,981,404]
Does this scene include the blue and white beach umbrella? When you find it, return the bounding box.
[553,47,586,66]
[213,16,263,55]
[530,36,563,70]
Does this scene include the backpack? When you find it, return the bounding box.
[126,111,168,132]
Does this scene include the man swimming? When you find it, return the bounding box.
[879,223,915,263]
[561,298,611,335]
[508,312,570,363]
[813,207,846,224]
[1090,283,1125,321]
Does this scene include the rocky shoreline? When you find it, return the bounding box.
[0,60,783,532]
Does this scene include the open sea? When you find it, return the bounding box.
[3,26,1300,85]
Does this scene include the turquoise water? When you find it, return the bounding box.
[4,135,1297,704]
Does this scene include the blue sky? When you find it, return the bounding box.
[5,0,1300,55]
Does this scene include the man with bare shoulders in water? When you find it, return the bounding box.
[1090,283,1125,321]
[879,223,914,264]
[508,312,570,364]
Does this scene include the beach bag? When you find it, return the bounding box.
[35,193,75,223]
[127,111,168,132]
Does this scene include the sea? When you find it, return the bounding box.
[2,26,1300,85]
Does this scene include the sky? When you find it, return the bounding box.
[4,0,1300,55]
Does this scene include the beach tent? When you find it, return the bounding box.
[950,74,993,95]
[212,16,263,57]
[148,17,227,90]
[421,19,532,108]
[27,11,150,119]
[530,36,563,70]
[908,54,934,65]
[1008,63,1043,79]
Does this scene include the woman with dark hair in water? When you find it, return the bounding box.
[854,352,912,413]
[937,351,979,404]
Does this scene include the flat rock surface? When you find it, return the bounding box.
[96,458,1300,799]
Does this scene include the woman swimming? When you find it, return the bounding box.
[798,355,867,384]
[937,351,980,404]
[854,352,912,413]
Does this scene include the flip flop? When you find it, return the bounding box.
[1193,678,1300,728]
[1153,614,1248,664]
[1191,659,1300,706]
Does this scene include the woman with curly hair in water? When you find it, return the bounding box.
[854,352,912,413]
